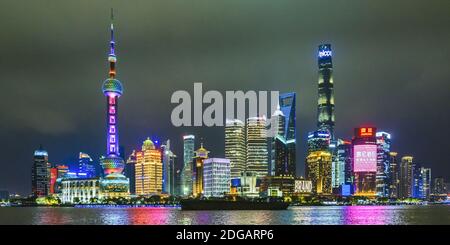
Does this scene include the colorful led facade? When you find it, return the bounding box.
[98,10,129,198]
[225,119,246,179]
[352,127,377,197]
[317,44,335,139]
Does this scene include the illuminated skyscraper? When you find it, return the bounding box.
[420,167,431,200]
[246,117,268,178]
[135,138,163,195]
[399,156,413,198]
[317,44,335,139]
[306,151,332,194]
[79,152,96,178]
[352,127,377,197]
[31,146,49,197]
[99,10,129,198]
[376,132,391,197]
[182,135,195,196]
[271,93,296,177]
[162,140,177,195]
[306,130,332,194]
[225,119,246,179]
[126,151,137,194]
[193,143,209,197]
[335,139,352,188]
[388,152,399,198]
[203,158,231,197]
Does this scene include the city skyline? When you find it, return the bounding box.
[1,1,450,195]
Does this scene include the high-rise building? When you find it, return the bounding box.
[161,140,177,195]
[267,94,297,196]
[317,44,335,139]
[420,167,431,200]
[49,167,58,195]
[388,152,399,198]
[78,152,96,178]
[352,127,377,197]
[335,139,352,188]
[98,11,129,198]
[306,151,332,194]
[182,135,195,196]
[270,93,296,178]
[134,138,163,195]
[125,151,136,195]
[246,117,268,178]
[376,132,391,197]
[203,158,231,197]
[399,156,413,198]
[433,177,446,195]
[193,143,209,197]
[225,119,246,179]
[305,130,332,194]
[31,146,49,197]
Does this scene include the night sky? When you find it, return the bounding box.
[1,0,449,195]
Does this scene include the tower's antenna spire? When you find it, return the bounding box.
[108,8,116,78]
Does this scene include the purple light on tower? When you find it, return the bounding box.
[101,9,125,176]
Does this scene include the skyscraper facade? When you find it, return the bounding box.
[99,11,129,198]
[182,135,195,196]
[388,152,399,198]
[246,117,268,178]
[79,152,96,178]
[126,151,137,195]
[352,127,377,197]
[317,44,335,139]
[399,156,413,198]
[161,140,177,195]
[335,139,352,188]
[203,158,231,197]
[193,144,209,197]
[420,168,431,200]
[376,132,391,197]
[306,130,332,194]
[271,93,296,177]
[134,138,163,195]
[225,119,246,179]
[31,147,49,197]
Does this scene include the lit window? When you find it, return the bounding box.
[110,145,116,153]
[109,96,116,105]
[109,106,116,114]
[110,135,116,143]
[109,126,116,134]
[109,116,116,124]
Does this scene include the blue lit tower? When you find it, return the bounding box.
[99,9,129,198]
[317,44,335,139]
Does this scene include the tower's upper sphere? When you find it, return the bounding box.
[102,78,123,96]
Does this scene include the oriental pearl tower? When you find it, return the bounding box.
[99,9,129,198]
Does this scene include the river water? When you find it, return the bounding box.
[0,205,448,225]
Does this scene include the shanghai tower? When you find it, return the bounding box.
[317,44,335,139]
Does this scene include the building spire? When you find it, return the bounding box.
[108,8,117,79]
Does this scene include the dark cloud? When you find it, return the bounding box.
[0,0,449,194]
